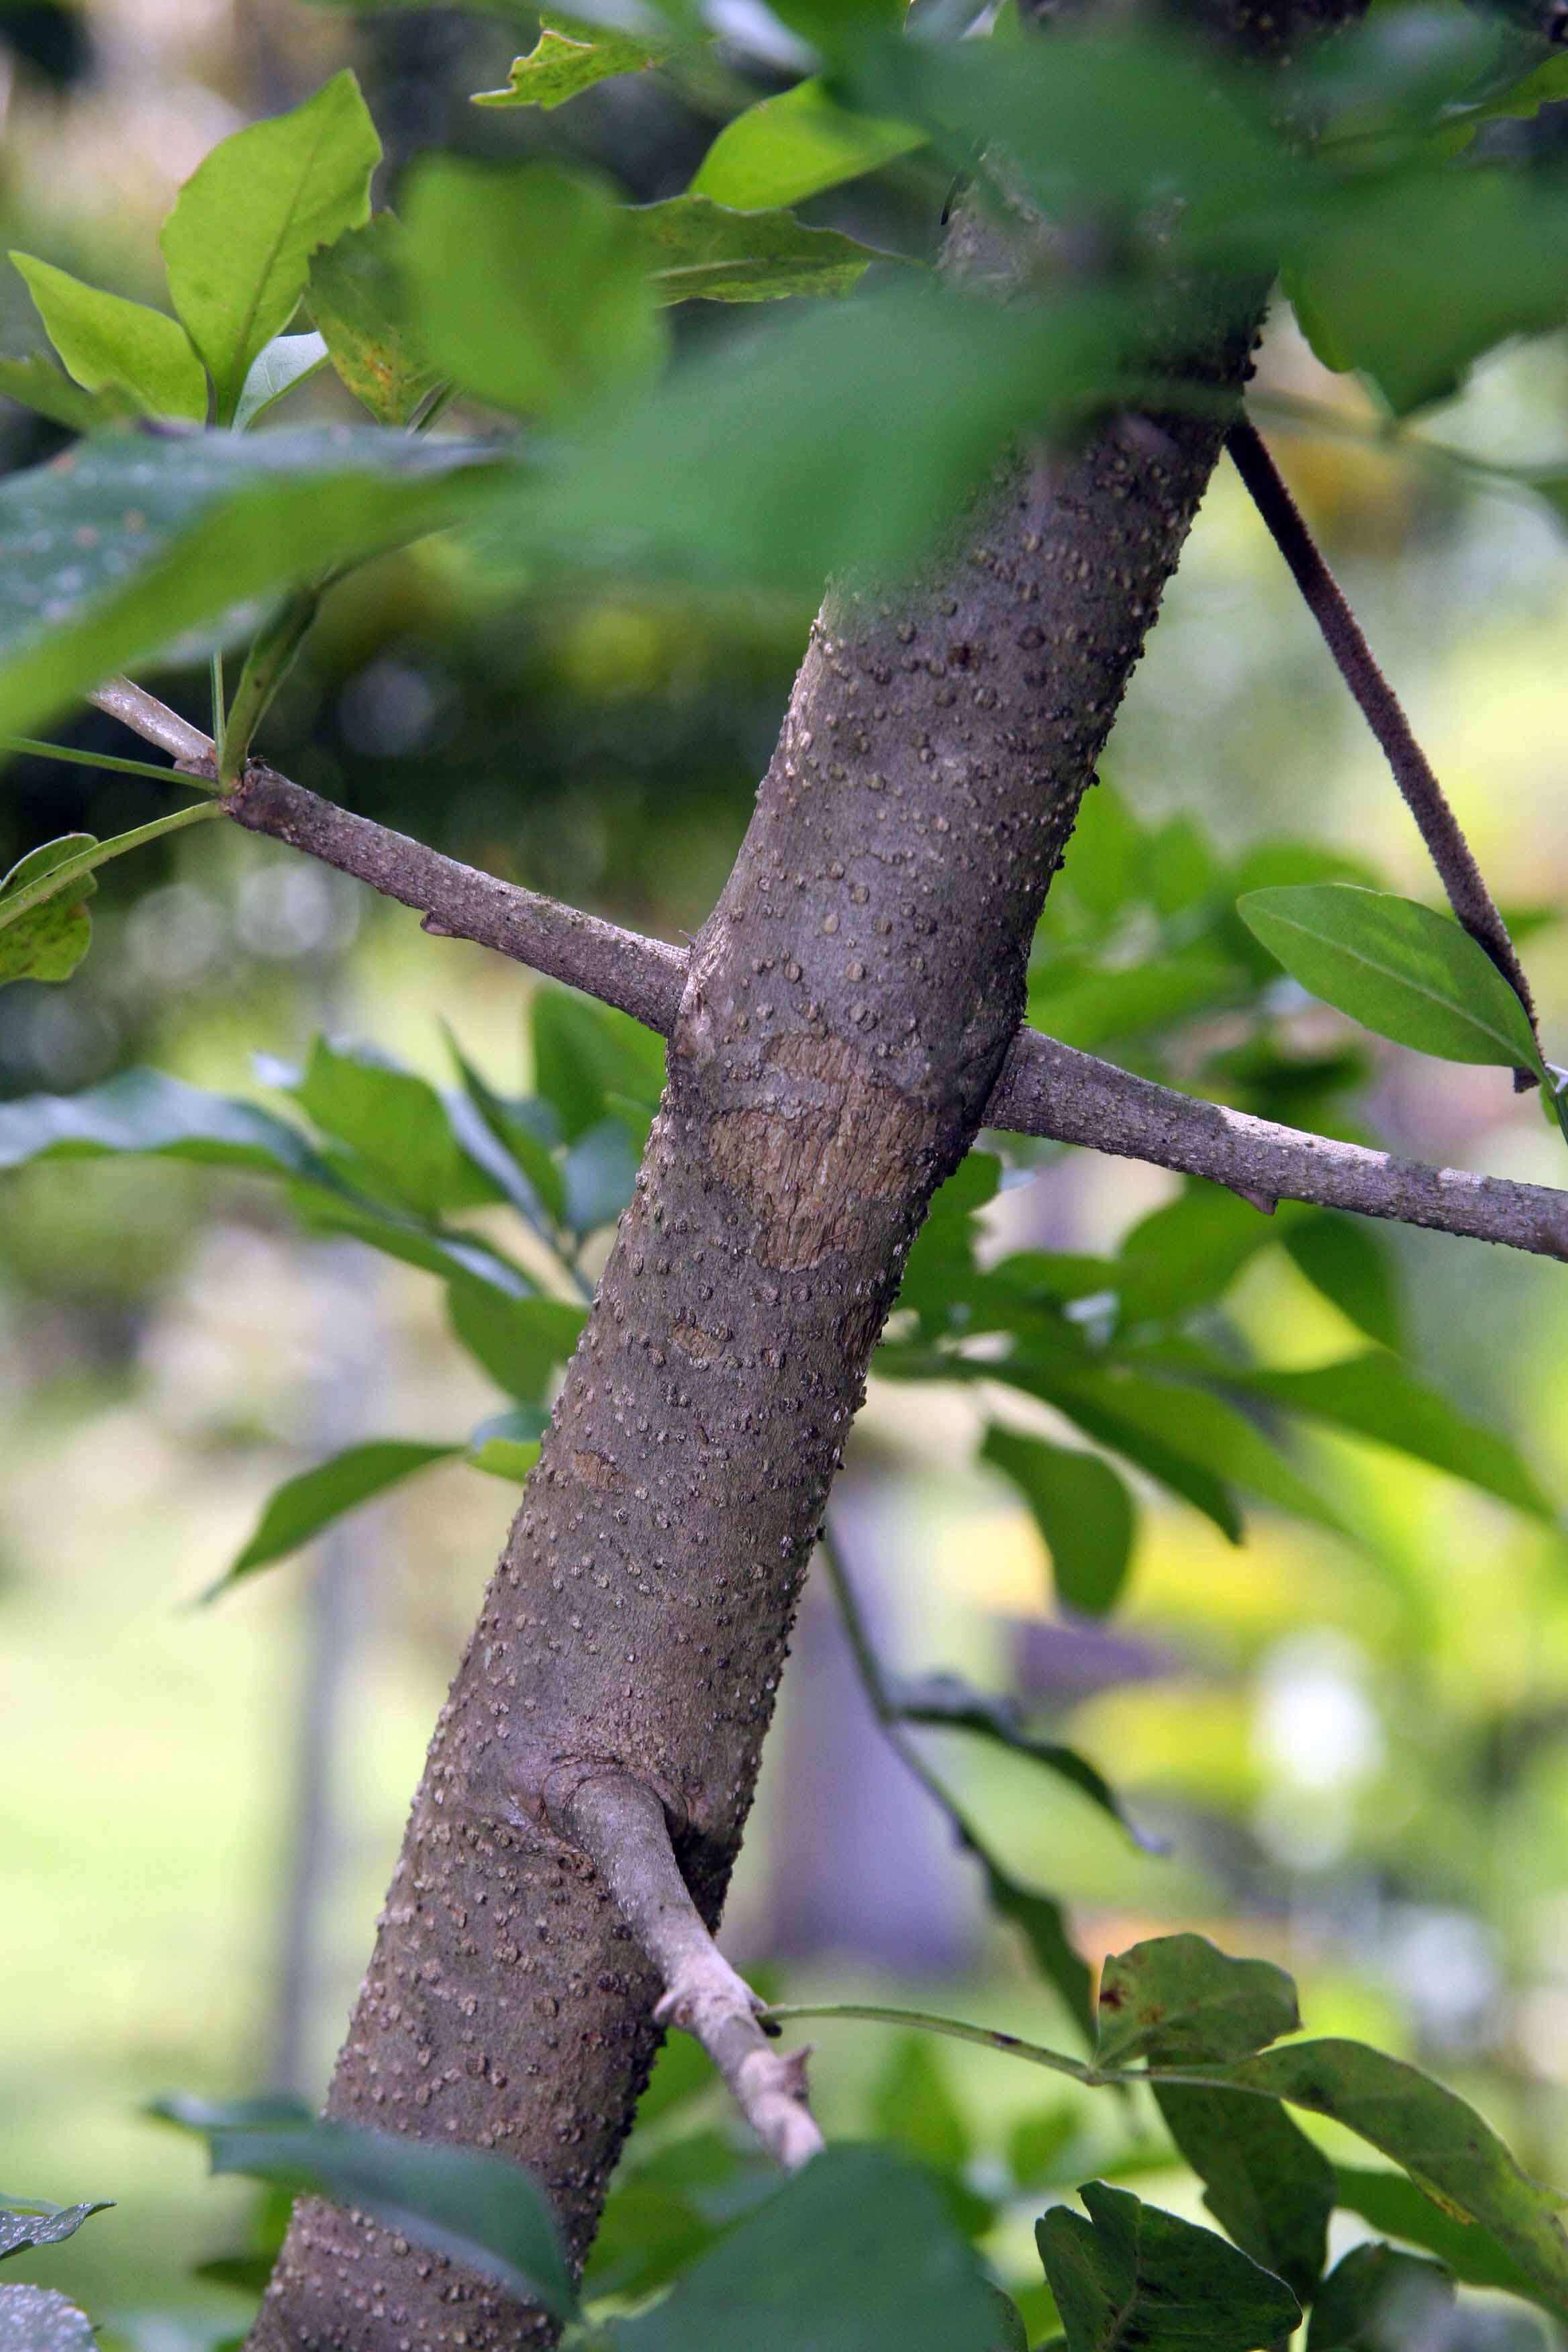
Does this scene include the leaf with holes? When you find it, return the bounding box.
[10,254,207,420]
[473,17,672,107]
[161,70,381,422]
[0,835,95,989]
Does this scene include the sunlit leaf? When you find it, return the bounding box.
[0,834,95,989]
[9,252,207,420]
[404,158,666,420]
[308,217,440,426]
[234,331,330,429]
[610,2145,999,2352]
[980,1428,1136,1616]
[1037,2180,1302,2352]
[473,16,671,107]
[214,1440,460,1591]
[691,79,923,211]
[1238,885,1540,1071]
[467,1406,549,1481]
[161,70,381,422]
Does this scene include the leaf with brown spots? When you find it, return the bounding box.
[0,834,95,990]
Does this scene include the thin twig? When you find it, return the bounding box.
[88,675,1568,1264]
[1226,417,1540,1088]
[89,677,213,765]
[987,1029,1568,1261]
[547,1768,824,2171]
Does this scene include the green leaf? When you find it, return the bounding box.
[0,425,493,742]
[473,17,671,107]
[0,354,131,435]
[979,1853,1095,2049]
[532,988,665,1141]
[0,2287,96,2352]
[1214,1354,1555,1520]
[160,2104,580,2324]
[980,1428,1136,1616]
[467,1406,548,1481]
[161,69,381,422]
[0,2202,113,2261]
[448,1281,587,1400]
[1306,2243,1453,2351]
[562,1116,639,1234]
[1283,172,1568,418]
[308,216,440,426]
[1111,1184,1287,1324]
[1095,1935,1300,2071]
[870,2037,971,2177]
[9,253,207,420]
[0,834,95,989]
[215,1440,460,1590]
[1037,2179,1302,2352]
[444,1033,567,1228]
[1204,2041,1568,2322]
[404,158,666,421]
[0,1065,330,1179]
[1028,952,1241,1054]
[520,279,1157,593]
[1282,1214,1404,1353]
[609,2145,1000,2352]
[885,1671,1159,1849]
[629,195,892,305]
[289,1184,534,1297]
[1024,1363,1344,1545]
[289,1036,475,1218]
[1154,2085,1333,2305]
[691,80,924,210]
[1333,2165,1541,2301]
[234,330,330,428]
[1237,885,1540,1072]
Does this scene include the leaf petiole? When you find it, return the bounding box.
[0,799,224,937]
[1,735,222,794]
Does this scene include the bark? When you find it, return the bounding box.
[248,364,1253,2344]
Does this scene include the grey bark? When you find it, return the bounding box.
[247,329,1254,2345]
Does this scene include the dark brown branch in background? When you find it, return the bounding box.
[85,677,1568,1267]
[1226,417,1540,1087]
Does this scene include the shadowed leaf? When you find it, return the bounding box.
[0,834,95,989]
[630,195,893,304]
[981,1428,1136,1616]
[308,217,440,426]
[0,2203,113,2261]
[0,2287,96,2351]
[1306,2242,1453,2350]
[888,1671,1159,1849]
[215,1440,460,1590]
[473,17,671,107]
[1037,2179,1302,2352]
[1096,1934,1300,2070]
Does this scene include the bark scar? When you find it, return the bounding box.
[706,1033,936,1271]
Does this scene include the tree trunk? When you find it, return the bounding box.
[249,323,1256,2350]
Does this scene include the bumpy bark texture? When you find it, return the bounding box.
[248,247,1267,2343]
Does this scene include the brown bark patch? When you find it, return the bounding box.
[707,1033,936,1271]
[571,1449,624,1491]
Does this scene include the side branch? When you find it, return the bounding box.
[988,1030,1568,1261]
[548,1771,824,2172]
[91,677,1568,1265]
[1226,417,1540,1083]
